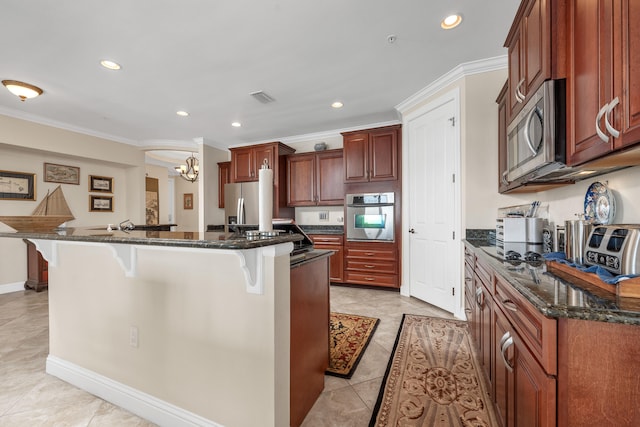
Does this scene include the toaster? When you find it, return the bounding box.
[584,225,640,275]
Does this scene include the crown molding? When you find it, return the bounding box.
[0,107,140,146]
[395,55,507,114]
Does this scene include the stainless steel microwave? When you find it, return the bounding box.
[505,79,566,185]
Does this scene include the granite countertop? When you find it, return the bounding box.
[465,239,640,325]
[298,225,344,235]
[0,227,304,250]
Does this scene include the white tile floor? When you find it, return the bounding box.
[0,285,453,426]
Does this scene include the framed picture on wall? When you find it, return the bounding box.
[89,195,113,212]
[184,193,193,210]
[0,170,36,200]
[44,163,80,185]
[89,175,113,193]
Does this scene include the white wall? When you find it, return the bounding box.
[144,164,171,225]
[174,177,200,231]
[0,115,146,286]
[202,144,229,229]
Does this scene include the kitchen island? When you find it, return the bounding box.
[0,227,329,427]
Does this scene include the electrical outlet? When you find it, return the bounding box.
[319,211,329,221]
[130,326,139,348]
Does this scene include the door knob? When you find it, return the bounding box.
[408,228,416,234]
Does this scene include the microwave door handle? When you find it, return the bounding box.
[595,103,610,143]
[524,106,543,156]
[604,97,621,138]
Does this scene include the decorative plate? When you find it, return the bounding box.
[584,181,616,224]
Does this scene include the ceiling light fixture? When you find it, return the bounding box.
[331,101,344,109]
[441,14,462,30]
[176,111,189,117]
[100,60,121,70]
[231,122,242,127]
[174,153,199,183]
[2,80,43,101]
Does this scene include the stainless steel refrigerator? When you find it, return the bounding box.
[224,181,260,230]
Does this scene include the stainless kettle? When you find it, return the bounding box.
[564,217,593,264]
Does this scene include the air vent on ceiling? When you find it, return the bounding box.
[250,90,276,104]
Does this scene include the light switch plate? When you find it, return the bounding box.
[319,211,329,221]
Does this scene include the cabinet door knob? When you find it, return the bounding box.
[408,228,416,234]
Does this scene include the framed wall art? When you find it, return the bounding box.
[183,193,193,210]
[44,163,80,185]
[0,170,36,200]
[89,195,113,212]
[89,175,113,193]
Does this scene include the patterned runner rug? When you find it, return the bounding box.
[327,312,379,378]
[370,314,498,426]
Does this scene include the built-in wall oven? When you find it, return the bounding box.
[346,192,395,242]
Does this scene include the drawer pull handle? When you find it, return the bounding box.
[365,277,375,281]
[365,252,375,256]
[364,264,375,268]
[502,299,518,312]
[475,287,484,307]
[500,335,514,372]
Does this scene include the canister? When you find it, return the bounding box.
[564,219,593,264]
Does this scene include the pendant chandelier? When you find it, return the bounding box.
[175,153,199,183]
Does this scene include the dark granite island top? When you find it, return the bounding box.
[465,240,640,326]
[0,227,304,250]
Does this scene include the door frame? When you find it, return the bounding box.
[400,88,463,319]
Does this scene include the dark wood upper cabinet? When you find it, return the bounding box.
[316,150,344,204]
[231,144,276,182]
[505,0,557,121]
[566,0,640,165]
[342,125,400,183]
[229,142,296,219]
[217,161,230,209]
[287,149,343,206]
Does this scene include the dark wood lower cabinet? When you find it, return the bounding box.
[290,253,330,427]
[309,234,344,283]
[25,240,48,292]
[557,318,640,426]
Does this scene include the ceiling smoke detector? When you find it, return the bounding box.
[250,90,276,104]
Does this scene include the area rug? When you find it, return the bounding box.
[327,312,379,378]
[369,314,497,427]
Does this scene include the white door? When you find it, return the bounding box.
[406,93,459,313]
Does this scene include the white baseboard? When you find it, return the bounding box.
[0,282,25,295]
[46,355,223,427]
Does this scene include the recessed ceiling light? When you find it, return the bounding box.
[231,122,241,127]
[100,60,121,70]
[176,111,189,117]
[331,101,344,109]
[441,14,462,30]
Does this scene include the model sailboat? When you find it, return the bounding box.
[0,185,74,232]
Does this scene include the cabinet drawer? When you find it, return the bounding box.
[474,256,493,294]
[310,235,343,245]
[495,274,557,375]
[344,271,398,288]
[345,247,396,261]
[346,259,396,274]
[464,245,475,268]
[464,264,474,296]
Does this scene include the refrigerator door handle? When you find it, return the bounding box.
[237,197,245,224]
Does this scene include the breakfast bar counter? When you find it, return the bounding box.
[0,227,324,427]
